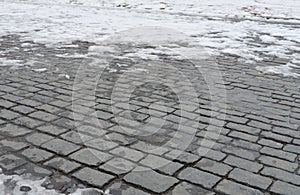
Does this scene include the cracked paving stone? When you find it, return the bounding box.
[100,157,136,175]
[178,167,221,189]
[73,167,115,188]
[69,148,112,166]
[168,182,215,195]
[0,154,27,171]
[41,139,81,156]
[108,182,150,195]
[21,147,54,163]
[215,179,264,195]
[0,124,31,137]
[44,157,81,174]
[124,166,178,193]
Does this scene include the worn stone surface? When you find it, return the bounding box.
[178,167,221,188]
[124,167,178,193]
[73,167,115,188]
[0,30,299,194]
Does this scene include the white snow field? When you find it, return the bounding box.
[0,0,299,77]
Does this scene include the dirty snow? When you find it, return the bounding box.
[0,0,299,76]
[0,168,108,195]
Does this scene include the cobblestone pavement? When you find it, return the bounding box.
[0,32,300,195]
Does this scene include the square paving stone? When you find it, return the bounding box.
[0,109,20,120]
[21,147,54,162]
[77,125,107,137]
[0,124,31,137]
[164,150,200,164]
[140,154,183,175]
[104,132,136,145]
[85,138,118,151]
[52,118,75,129]
[168,182,215,195]
[216,179,264,195]
[0,99,16,108]
[25,133,54,146]
[228,168,272,190]
[108,182,150,195]
[0,139,29,153]
[110,146,145,162]
[178,167,221,188]
[44,157,81,174]
[13,163,52,180]
[73,167,115,188]
[0,154,27,170]
[13,116,44,129]
[12,105,35,114]
[270,181,300,195]
[37,124,69,135]
[100,157,136,175]
[69,148,112,166]
[60,131,94,144]
[124,166,178,193]
[196,158,233,176]
[41,139,81,156]
[29,111,58,122]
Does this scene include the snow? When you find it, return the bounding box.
[0,0,299,78]
[256,63,300,78]
[0,168,110,195]
[32,68,47,73]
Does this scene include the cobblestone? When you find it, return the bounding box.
[261,167,300,185]
[41,139,81,156]
[73,167,115,188]
[196,158,233,176]
[216,179,264,195]
[70,148,112,166]
[270,181,300,195]
[44,157,81,174]
[124,167,178,193]
[0,32,299,194]
[228,168,272,190]
[223,155,263,173]
[178,167,221,188]
[168,182,215,195]
[260,146,297,162]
